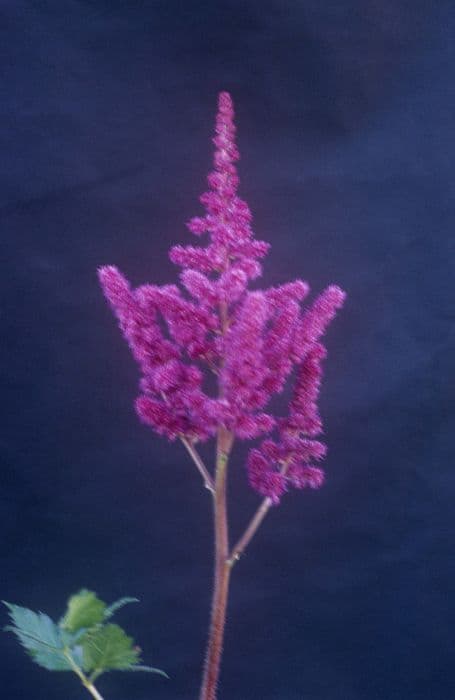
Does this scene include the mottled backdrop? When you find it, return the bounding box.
[1,2,454,699]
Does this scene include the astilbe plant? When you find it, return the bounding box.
[98,92,345,700]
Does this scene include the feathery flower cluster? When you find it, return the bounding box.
[99,92,345,504]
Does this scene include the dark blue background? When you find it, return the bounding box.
[1,2,454,699]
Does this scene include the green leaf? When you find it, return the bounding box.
[60,590,106,633]
[3,602,71,671]
[103,597,139,621]
[82,623,140,673]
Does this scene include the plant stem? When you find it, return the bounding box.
[228,496,273,566]
[228,460,292,566]
[63,650,105,700]
[83,682,105,700]
[181,436,215,493]
[199,427,233,700]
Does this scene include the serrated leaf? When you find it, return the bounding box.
[120,664,168,678]
[103,597,139,621]
[82,623,140,673]
[60,590,106,633]
[31,646,74,671]
[3,602,71,671]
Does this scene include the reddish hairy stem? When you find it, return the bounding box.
[199,427,233,700]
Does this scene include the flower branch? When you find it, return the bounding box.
[228,461,292,566]
[180,435,215,493]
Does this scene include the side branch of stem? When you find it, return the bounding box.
[181,436,215,493]
[228,496,272,566]
[228,461,292,566]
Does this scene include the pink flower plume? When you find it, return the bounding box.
[99,92,345,502]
